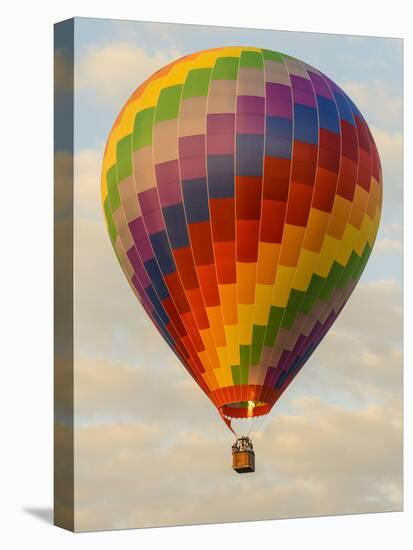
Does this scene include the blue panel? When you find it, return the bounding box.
[162,204,189,249]
[293,104,319,144]
[317,95,340,133]
[143,259,169,300]
[146,285,170,325]
[236,134,264,176]
[207,154,234,198]
[266,116,292,139]
[182,178,210,223]
[265,135,292,158]
[333,90,355,125]
[148,231,176,275]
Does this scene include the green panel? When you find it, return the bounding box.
[319,278,336,302]
[281,308,298,329]
[307,274,325,297]
[182,68,212,98]
[240,50,263,69]
[287,289,305,309]
[240,345,250,368]
[300,293,318,314]
[353,244,371,280]
[106,165,121,211]
[239,364,249,385]
[250,345,262,366]
[104,197,117,243]
[154,85,183,122]
[338,251,359,290]
[116,134,132,160]
[231,365,241,385]
[261,49,284,62]
[132,107,155,151]
[211,57,239,80]
[267,306,284,328]
[252,325,266,347]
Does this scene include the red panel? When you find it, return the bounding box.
[286,180,313,226]
[188,221,214,265]
[260,199,287,243]
[319,128,340,152]
[164,271,190,313]
[291,160,317,186]
[236,176,262,220]
[197,264,220,306]
[172,246,198,290]
[209,198,235,241]
[237,219,260,262]
[340,120,358,162]
[186,287,210,329]
[318,147,340,173]
[337,156,358,201]
[357,148,372,192]
[214,241,236,283]
[292,140,318,163]
[313,168,338,213]
[162,298,187,336]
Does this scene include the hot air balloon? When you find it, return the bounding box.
[101,46,382,473]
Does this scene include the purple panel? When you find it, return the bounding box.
[138,188,165,234]
[129,218,154,262]
[206,133,234,155]
[236,114,264,134]
[157,178,182,207]
[179,135,205,158]
[292,88,317,108]
[127,247,150,287]
[237,95,265,115]
[266,98,292,118]
[290,75,313,92]
[180,155,206,180]
[155,159,180,185]
[207,113,235,135]
[308,71,334,99]
[266,83,291,101]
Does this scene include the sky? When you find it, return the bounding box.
[60,17,403,531]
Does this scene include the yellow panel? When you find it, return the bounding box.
[238,304,254,326]
[199,328,220,368]
[237,262,257,304]
[197,350,212,372]
[315,234,341,276]
[216,346,230,369]
[202,370,219,391]
[190,50,220,68]
[256,242,280,284]
[206,306,227,347]
[293,248,319,291]
[336,223,359,265]
[279,225,306,267]
[303,208,330,252]
[271,266,295,307]
[219,283,238,325]
[253,284,273,325]
[353,184,369,212]
[238,304,254,345]
[214,366,234,388]
[225,324,240,364]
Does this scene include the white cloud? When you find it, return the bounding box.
[76,43,180,104]
[375,238,402,253]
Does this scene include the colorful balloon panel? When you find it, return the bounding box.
[101,47,382,425]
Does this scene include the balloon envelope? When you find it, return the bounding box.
[101,47,382,432]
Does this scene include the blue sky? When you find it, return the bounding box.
[66,17,403,531]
